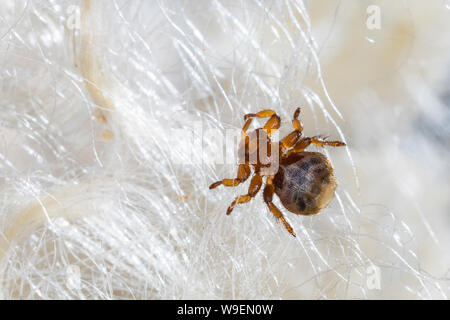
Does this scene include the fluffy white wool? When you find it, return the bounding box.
[0,0,449,299]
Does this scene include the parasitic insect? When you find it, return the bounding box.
[209,108,345,236]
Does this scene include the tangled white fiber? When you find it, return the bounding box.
[0,0,449,299]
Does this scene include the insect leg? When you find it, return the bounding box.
[280,131,301,149]
[263,114,281,136]
[226,174,262,215]
[244,109,277,121]
[279,108,304,154]
[284,136,346,157]
[263,178,296,237]
[310,137,346,148]
[291,107,303,132]
[284,137,313,156]
[209,164,251,189]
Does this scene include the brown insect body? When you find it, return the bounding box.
[209,108,345,237]
[273,152,336,215]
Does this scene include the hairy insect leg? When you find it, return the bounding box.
[209,164,251,189]
[226,174,262,215]
[263,178,296,237]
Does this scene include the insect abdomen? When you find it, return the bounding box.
[274,152,337,215]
